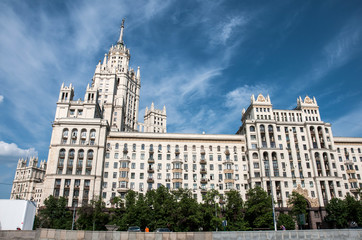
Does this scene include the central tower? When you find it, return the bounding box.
[93,19,141,132]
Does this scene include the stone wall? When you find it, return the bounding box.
[0,229,361,240]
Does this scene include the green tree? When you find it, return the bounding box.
[344,194,362,226]
[36,196,72,229]
[172,188,202,232]
[76,197,109,230]
[108,196,125,227]
[224,190,249,231]
[288,192,308,229]
[118,190,138,229]
[146,186,175,230]
[324,198,348,228]
[245,186,273,229]
[277,213,295,230]
[200,189,223,231]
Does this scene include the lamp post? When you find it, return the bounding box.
[215,196,218,232]
[268,170,277,231]
[71,201,77,230]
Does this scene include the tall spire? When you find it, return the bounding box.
[118,18,125,44]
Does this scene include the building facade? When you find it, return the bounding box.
[11,22,362,229]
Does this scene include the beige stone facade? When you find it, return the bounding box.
[11,22,362,228]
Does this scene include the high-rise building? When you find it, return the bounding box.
[11,21,362,229]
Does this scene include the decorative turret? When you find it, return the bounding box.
[143,103,167,133]
[58,83,74,103]
[251,93,272,105]
[84,84,98,104]
[117,19,125,45]
[296,96,319,109]
[136,66,141,82]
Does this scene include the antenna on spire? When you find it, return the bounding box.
[118,18,125,44]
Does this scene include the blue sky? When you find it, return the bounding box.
[0,0,362,198]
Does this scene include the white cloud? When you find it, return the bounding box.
[210,15,249,45]
[0,95,3,103]
[0,141,37,161]
[225,84,274,110]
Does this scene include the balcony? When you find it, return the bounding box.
[200,159,206,164]
[84,185,90,190]
[201,188,207,193]
[200,178,207,184]
[148,158,155,164]
[147,168,154,173]
[147,178,154,183]
[200,149,206,155]
[119,167,130,172]
[117,187,129,193]
[200,168,207,174]
[123,148,128,153]
[149,148,154,153]
[175,149,180,154]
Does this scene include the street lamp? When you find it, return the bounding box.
[268,170,277,231]
[71,201,77,230]
[215,196,218,232]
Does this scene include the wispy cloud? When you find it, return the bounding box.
[0,95,3,103]
[292,18,362,91]
[210,16,249,45]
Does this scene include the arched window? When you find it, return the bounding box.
[252,153,258,159]
[263,152,268,160]
[184,145,187,151]
[62,128,69,138]
[268,125,273,132]
[87,150,94,159]
[217,146,221,152]
[167,145,171,152]
[57,149,66,174]
[133,144,136,151]
[69,149,75,159]
[141,144,145,150]
[59,149,66,160]
[260,125,265,132]
[115,143,119,149]
[158,144,162,151]
[71,129,78,138]
[81,129,87,139]
[86,150,93,175]
[78,149,84,159]
[90,129,96,139]
[250,126,255,132]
